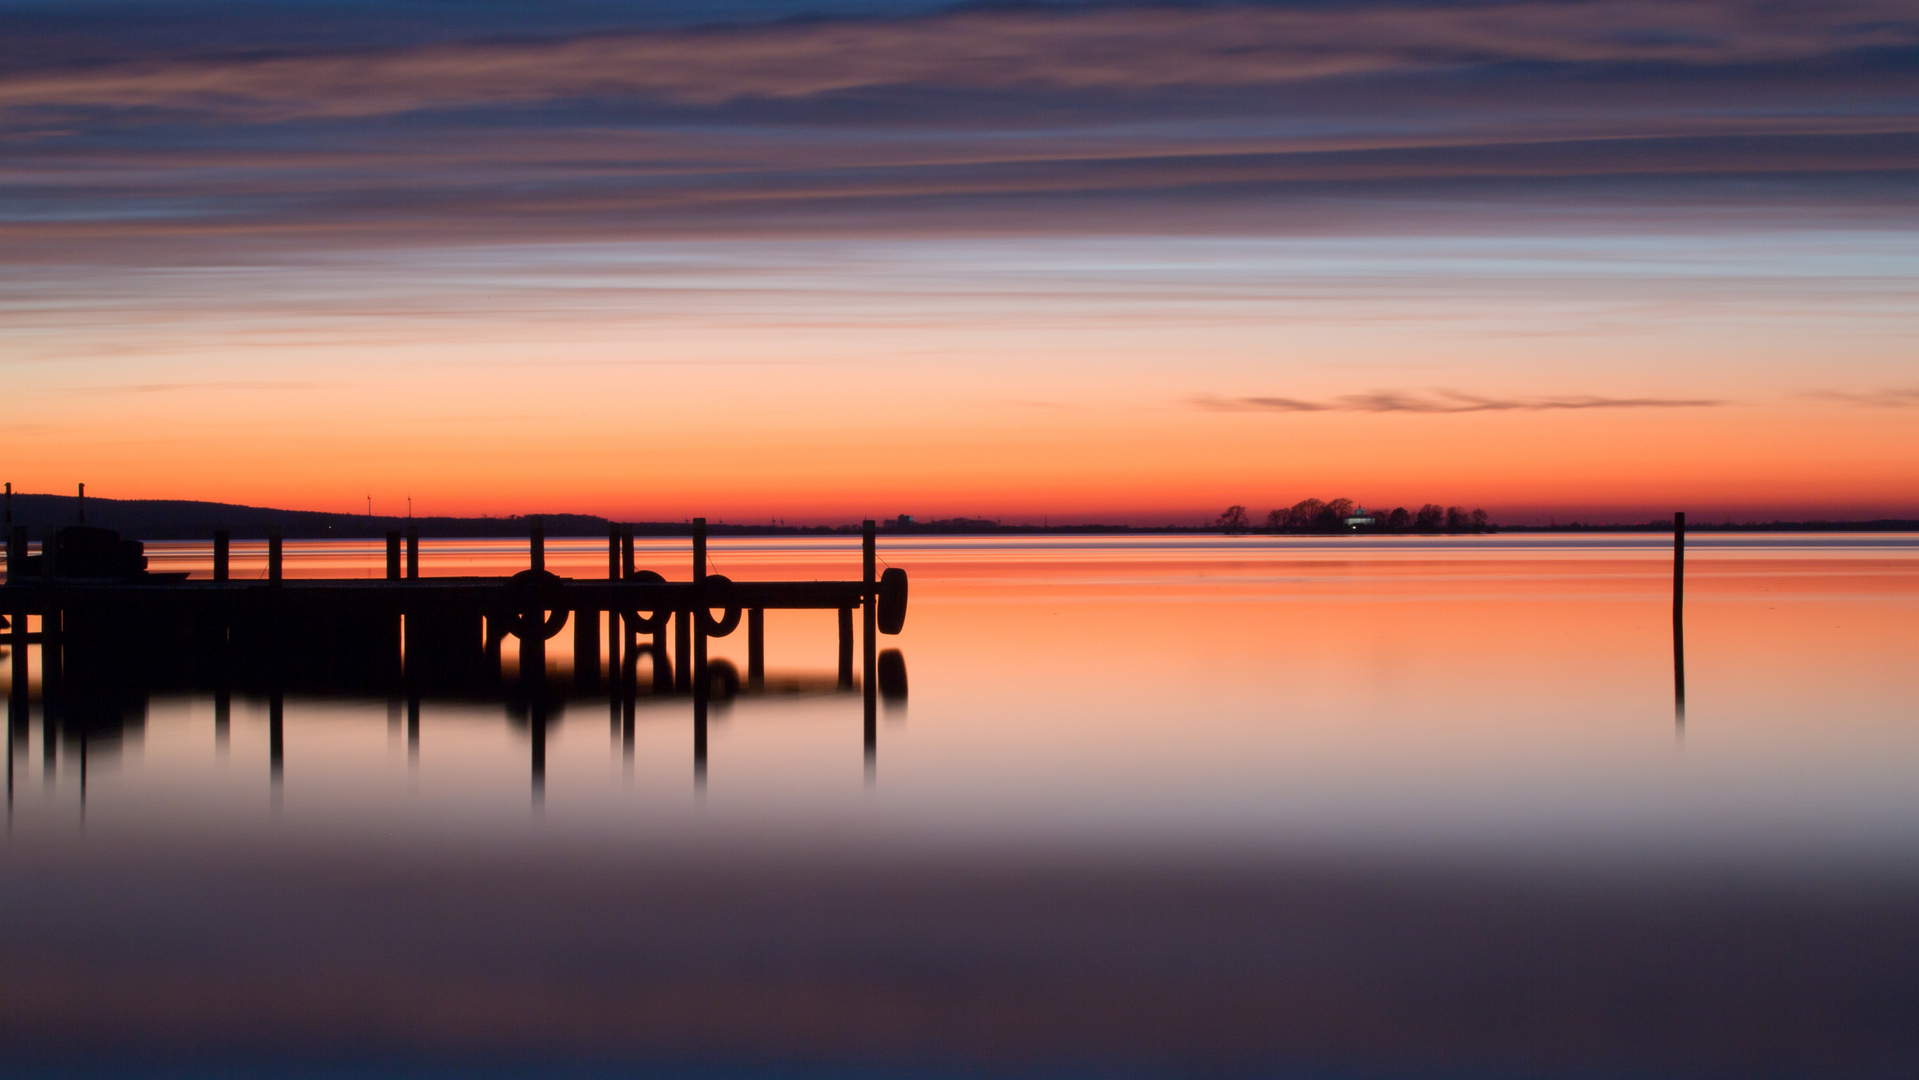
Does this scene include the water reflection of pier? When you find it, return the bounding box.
[5,519,909,801]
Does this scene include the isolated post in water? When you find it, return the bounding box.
[1674,510,1686,725]
[268,527,283,584]
[530,520,544,573]
[213,530,230,582]
[406,525,419,579]
[386,531,401,580]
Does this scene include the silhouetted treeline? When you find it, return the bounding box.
[1218,500,1491,534]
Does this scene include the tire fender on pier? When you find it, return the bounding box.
[696,574,742,637]
[499,568,569,641]
[619,569,670,634]
[877,567,908,635]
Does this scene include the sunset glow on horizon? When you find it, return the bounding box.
[4,0,1916,524]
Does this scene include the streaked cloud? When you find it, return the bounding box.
[1194,391,1728,414]
[1,0,1915,255]
[1799,387,1919,407]
[2,2,1913,118]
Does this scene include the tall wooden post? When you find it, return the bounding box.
[386,531,401,580]
[268,527,282,584]
[406,525,419,579]
[530,521,545,572]
[622,524,635,577]
[608,524,620,580]
[1674,511,1686,723]
[6,525,23,583]
[76,483,85,525]
[213,530,230,582]
[42,526,55,582]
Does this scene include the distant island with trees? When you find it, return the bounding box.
[1,490,1914,540]
[1217,500,1490,534]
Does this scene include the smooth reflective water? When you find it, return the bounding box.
[5,534,1918,1075]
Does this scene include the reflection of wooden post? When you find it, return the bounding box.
[406,525,420,579]
[269,691,284,784]
[748,608,764,690]
[215,688,230,752]
[837,607,854,690]
[386,531,401,580]
[1674,511,1686,723]
[213,530,229,582]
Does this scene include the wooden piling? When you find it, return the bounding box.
[386,531,401,581]
[748,608,765,689]
[406,525,419,579]
[268,527,283,585]
[6,525,24,583]
[574,603,600,689]
[77,483,85,525]
[622,524,635,578]
[608,524,620,580]
[837,607,854,690]
[674,610,691,693]
[530,522,545,572]
[42,527,55,582]
[213,530,230,582]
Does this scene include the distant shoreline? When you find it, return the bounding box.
[2,493,1914,541]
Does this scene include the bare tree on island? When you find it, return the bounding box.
[1217,505,1251,533]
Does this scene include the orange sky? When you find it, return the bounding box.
[3,3,1916,523]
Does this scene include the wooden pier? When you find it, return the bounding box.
[4,517,908,790]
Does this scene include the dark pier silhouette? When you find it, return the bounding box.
[4,515,909,800]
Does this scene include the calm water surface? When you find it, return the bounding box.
[5,534,1917,1075]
